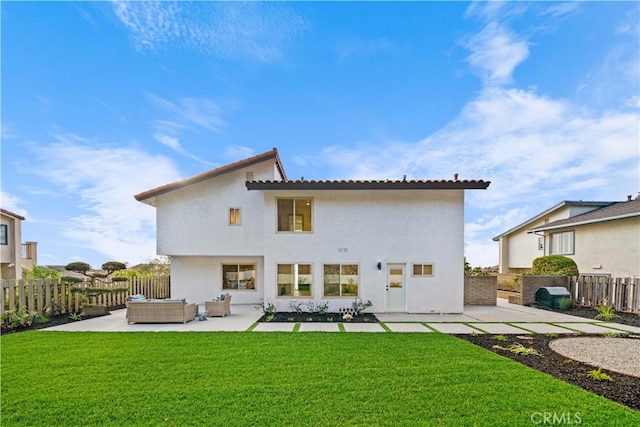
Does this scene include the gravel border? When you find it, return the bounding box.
[549,337,640,377]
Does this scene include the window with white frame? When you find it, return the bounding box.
[412,264,433,276]
[323,264,358,297]
[229,208,241,225]
[0,224,7,245]
[277,198,312,232]
[277,264,312,297]
[550,231,574,255]
[222,264,256,290]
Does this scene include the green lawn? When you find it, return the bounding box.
[1,332,638,426]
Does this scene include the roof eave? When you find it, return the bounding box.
[491,201,615,241]
[528,212,640,232]
[0,208,26,221]
[134,148,285,203]
[245,180,490,191]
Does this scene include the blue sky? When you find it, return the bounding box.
[2,1,638,269]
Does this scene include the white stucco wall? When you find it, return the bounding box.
[151,158,469,312]
[155,161,277,256]
[261,189,465,313]
[170,255,264,305]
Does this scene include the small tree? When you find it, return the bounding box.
[531,255,579,277]
[117,257,170,277]
[64,261,127,286]
[65,261,128,310]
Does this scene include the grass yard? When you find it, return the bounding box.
[2,332,638,426]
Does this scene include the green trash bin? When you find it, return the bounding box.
[535,287,571,310]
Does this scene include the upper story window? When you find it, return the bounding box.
[0,224,7,245]
[277,198,312,232]
[229,208,241,225]
[550,231,574,255]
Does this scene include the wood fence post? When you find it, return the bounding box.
[28,279,36,311]
[36,279,44,314]
[0,280,5,316]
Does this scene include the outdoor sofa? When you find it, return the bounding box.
[126,299,197,324]
[205,294,232,317]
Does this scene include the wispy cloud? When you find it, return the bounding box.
[147,94,225,166]
[0,192,28,217]
[464,22,529,86]
[149,95,225,132]
[300,2,638,267]
[111,1,305,62]
[27,134,183,264]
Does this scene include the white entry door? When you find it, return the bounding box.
[386,264,406,312]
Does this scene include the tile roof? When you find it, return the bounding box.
[0,208,26,221]
[134,148,286,203]
[246,179,490,191]
[529,199,640,231]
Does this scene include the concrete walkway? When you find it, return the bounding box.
[42,299,640,334]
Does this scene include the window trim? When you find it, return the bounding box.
[322,263,359,298]
[411,263,434,277]
[549,230,575,255]
[276,197,313,233]
[276,263,313,298]
[221,263,257,291]
[0,224,7,245]
[229,207,241,226]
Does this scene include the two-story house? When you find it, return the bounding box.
[135,149,490,313]
[1,208,25,281]
[493,198,640,278]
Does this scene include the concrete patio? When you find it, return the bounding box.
[42,298,640,334]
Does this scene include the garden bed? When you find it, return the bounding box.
[535,304,640,328]
[458,333,640,411]
[257,312,379,323]
[0,306,123,335]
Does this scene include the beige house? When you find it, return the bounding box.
[0,208,38,280]
[493,198,640,277]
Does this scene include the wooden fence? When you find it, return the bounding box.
[568,275,639,313]
[0,276,170,316]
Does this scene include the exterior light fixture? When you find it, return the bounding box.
[377,262,382,270]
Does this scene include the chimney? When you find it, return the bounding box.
[454,173,459,181]
[627,195,632,202]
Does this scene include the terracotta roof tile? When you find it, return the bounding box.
[0,208,26,221]
[246,179,490,190]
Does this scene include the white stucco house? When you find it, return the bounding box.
[135,148,490,313]
[493,198,640,278]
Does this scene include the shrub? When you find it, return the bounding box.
[531,255,578,277]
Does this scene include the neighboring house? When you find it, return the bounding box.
[493,198,640,277]
[135,148,490,313]
[1,208,25,280]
